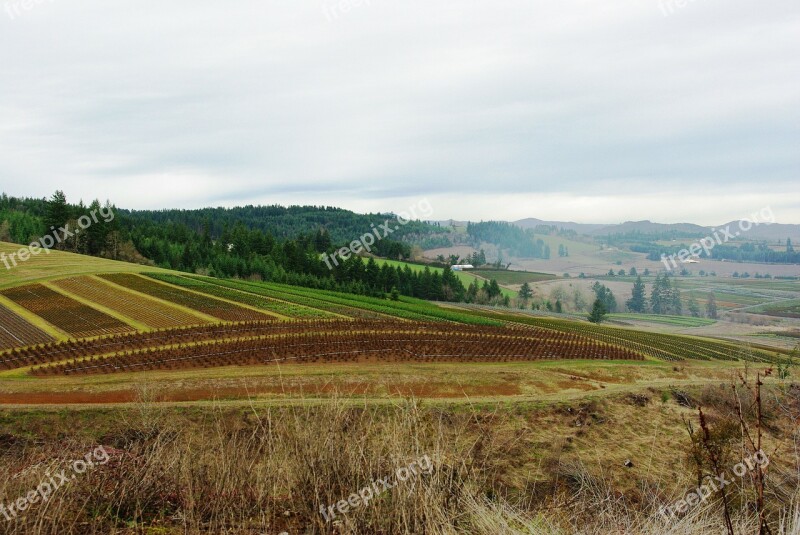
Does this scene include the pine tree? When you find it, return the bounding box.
[626,276,647,312]
[588,299,607,323]
[518,282,533,301]
[44,190,69,247]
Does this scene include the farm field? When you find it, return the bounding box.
[372,258,518,297]
[53,275,211,329]
[0,283,135,339]
[145,273,335,319]
[27,320,642,377]
[0,240,169,290]
[760,300,800,318]
[98,273,277,322]
[0,356,747,405]
[0,246,786,407]
[0,301,54,351]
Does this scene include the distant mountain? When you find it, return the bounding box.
[718,221,800,242]
[511,218,800,241]
[513,218,605,234]
[587,220,709,237]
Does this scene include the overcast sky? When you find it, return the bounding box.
[1,0,798,224]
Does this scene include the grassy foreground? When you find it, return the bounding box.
[0,378,798,534]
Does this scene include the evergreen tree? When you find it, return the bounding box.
[588,299,607,323]
[488,279,502,299]
[44,190,69,246]
[650,274,672,314]
[626,276,647,312]
[518,282,533,301]
[592,282,617,313]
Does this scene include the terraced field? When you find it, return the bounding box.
[53,276,211,329]
[1,283,135,339]
[98,273,276,322]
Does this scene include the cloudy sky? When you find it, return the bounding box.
[1,0,798,224]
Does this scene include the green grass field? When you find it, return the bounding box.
[0,241,169,290]
[372,258,517,297]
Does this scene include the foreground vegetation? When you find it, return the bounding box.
[0,375,798,534]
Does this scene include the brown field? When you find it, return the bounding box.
[0,301,54,351]
[0,283,135,339]
[52,275,210,329]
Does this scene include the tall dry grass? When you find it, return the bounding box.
[0,387,798,534]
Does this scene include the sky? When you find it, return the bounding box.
[0,0,798,225]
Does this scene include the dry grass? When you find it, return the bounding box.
[0,382,798,534]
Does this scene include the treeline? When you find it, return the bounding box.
[119,204,450,245]
[0,192,126,258]
[0,192,472,302]
[642,240,798,265]
[467,221,550,258]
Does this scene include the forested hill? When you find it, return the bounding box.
[119,205,451,248]
[1,194,451,249]
[1,192,486,304]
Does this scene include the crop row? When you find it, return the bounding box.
[0,319,503,370]
[199,277,503,325]
[54,276,210,329]
[0,284,135,339]
[184,277,386,319]
[463,311,772,362]
[98,274,275,322]
[0,302,54,351]
[144,274,334,319]
[31,327,642,375]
